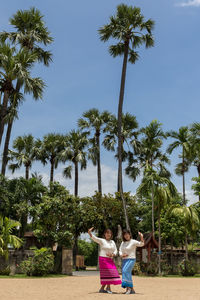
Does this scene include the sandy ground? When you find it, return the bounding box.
[0,274,200,300]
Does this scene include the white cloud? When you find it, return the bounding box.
[177,0,200,7]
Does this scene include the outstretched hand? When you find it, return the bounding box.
[138,232,143,238]
[88,227,94,237]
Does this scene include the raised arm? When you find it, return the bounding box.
[88,227,103,245]
[135,232,144,247]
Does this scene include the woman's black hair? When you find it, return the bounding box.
[122,229,132,242]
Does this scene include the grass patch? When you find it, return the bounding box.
[0,274,68,279]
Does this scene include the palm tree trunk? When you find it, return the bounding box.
[96,130,102,195]
[117,39,130,231]
[25,165,29,180]
[182,150,186,204]
[152,186,155,236]
[50,157,55,182]
[197,164,200,201]
[158,206,161,275]
[74,161,78,197]
[73,233,78,269]
[0,91,9,146]
[1,119,13,176]
[170,237,173,272]
[185,232,188,260]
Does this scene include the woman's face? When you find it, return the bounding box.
[105,230,112,240]
[124,232,131,241]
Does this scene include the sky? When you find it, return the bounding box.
[0,0,200,203]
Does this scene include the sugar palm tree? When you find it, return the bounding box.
[168,204,199,260]
[137,168,177,275]
[0,43,41,146]
[8,134,38,180]
[99,4,154,230]
[1,92,21,175]
[127,120,170,235]
[0,7,53,66]
[189,123,200,200]
[0,7,52,174]
[78,109,112,195]
[167,126,191,204]
[38,134,65,183]
[103,112,140,191]
[126,120,169,179]
[0,216,23,260]
[61,130,88,197]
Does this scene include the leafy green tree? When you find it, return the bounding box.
[61,130,88,197]
[0,176,46,235]
[137,168,177,274]
[160,198,185,269]
[168,204,200,260]
[8,134,38,180]
[78,108,112,195]
[192,177,200,199]
[0,216,23,260]
[99,4,154,230]
[32,187,73,248]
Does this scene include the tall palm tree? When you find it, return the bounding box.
[78,109,112,195]
[0,7,53,66]
[168,204,199,260]
[0,216,23,260]
[103,112,139,191]
[8,134,38,180]
[0,43,41,145]
[61,130,88,197]
[126,120,170,235]
[38,134,65,183]
[1,92,21,176]
[0,7,53,174]
[99,4,154,230]
[167,126,191,204]
[137,168,177,275]
[189,123,200,199]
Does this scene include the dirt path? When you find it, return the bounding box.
[0,275,200,300]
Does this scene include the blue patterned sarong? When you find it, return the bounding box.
[121,258,136,288]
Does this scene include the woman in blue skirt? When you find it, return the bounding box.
[119,229,144,294]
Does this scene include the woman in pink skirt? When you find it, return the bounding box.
[88,227,121,293]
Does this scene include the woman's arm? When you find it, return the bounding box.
[135,232,144,247]
[113,241,118,256]
[119,242,128,258]
[88,227,103,245]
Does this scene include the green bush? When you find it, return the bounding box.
[178,260,197,276]
[146,261,158,276]
[20,248,54,276]
[0,266,10,276]
[132,262,142,275]
[161,261,172,276]
[78,240,98,266]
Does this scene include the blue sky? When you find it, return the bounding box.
[0,0,200,203]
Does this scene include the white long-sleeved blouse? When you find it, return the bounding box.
[119,239,144,259]
[90,233,118,258]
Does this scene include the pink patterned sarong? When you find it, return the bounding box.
[99,256,122,285]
